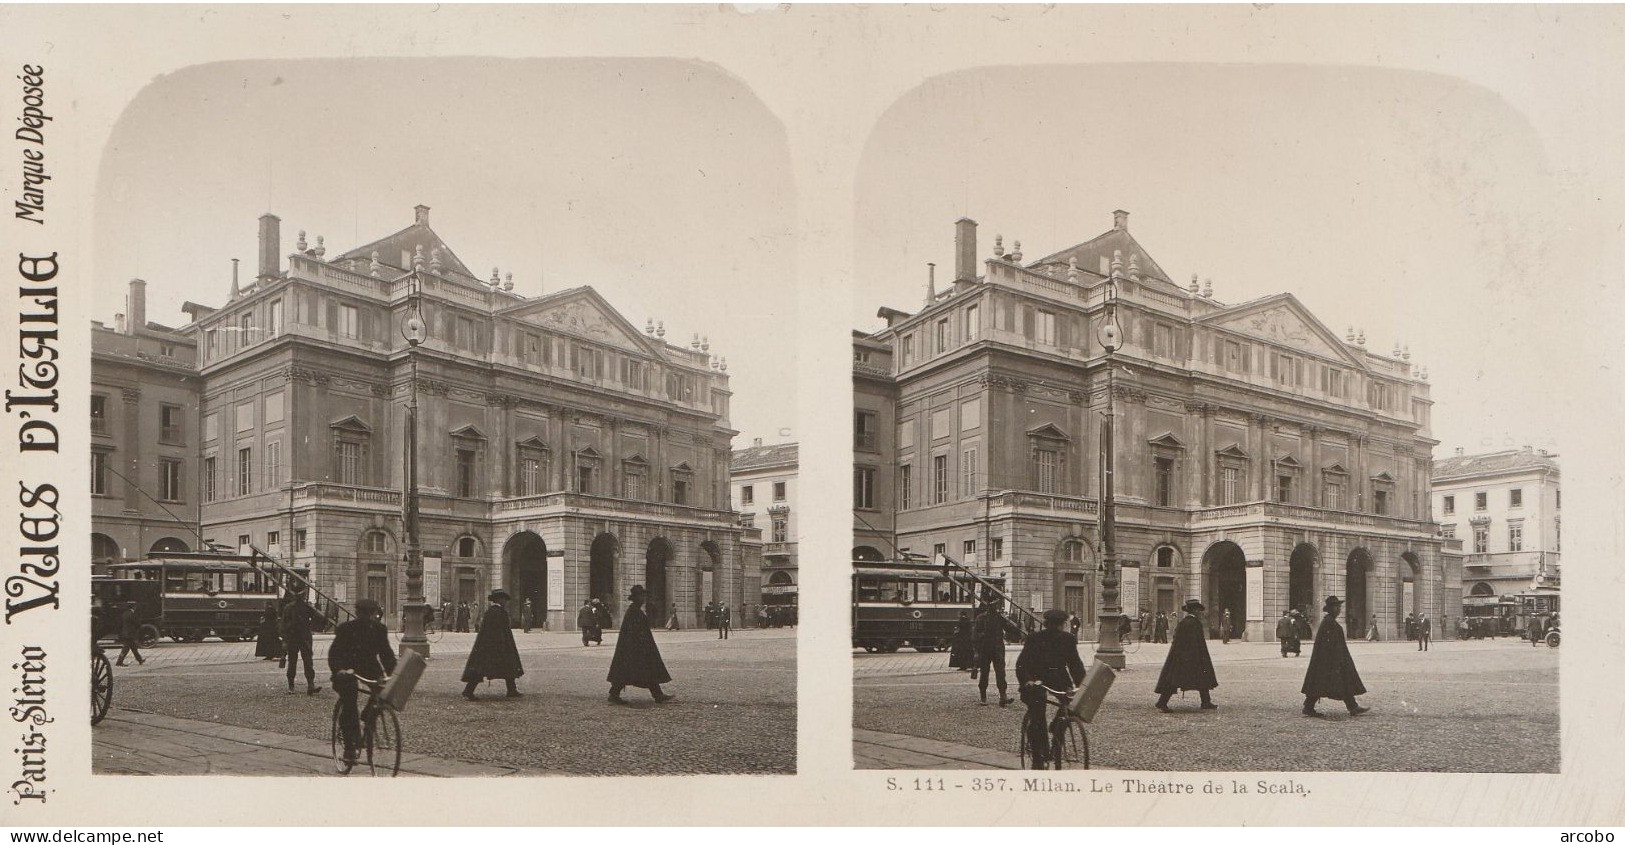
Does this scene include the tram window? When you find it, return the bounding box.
[219,572,243,592]
[166,571,187,592]
[857,583,881,602]
[914,582,934,603]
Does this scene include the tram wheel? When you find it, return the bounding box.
[137,624,161,649]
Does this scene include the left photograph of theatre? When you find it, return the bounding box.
[89,204,796,777]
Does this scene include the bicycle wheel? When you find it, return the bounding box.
[330,700,345,771]
[1018,709,1041,770]
[90,650,113,726]
[364,705,402,777]
[1122,636,1141,654]
[1051,717,1087,770]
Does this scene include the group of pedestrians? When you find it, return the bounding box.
[577,598,612,645]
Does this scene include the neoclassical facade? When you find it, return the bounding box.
[1433,447,1560,601]
[95,205,758,629]
[854,211,1446,641]
[730,440,799,608]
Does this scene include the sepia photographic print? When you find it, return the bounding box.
[2,3,1623,831]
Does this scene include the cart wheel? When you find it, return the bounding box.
[91,650,113,726]
[1545,630,1560,648]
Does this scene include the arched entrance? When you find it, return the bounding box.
[92,533,121,574]
[149,537,190,556]
[698,540,723,618]
[1054,538,1094,639]
[1202,541,1247,639]
[767,570,793,586]
[1396,552,1422,632]
[1469,581,1495,597]
[503,532,548,628]
[1289,543,1318,618]
[852,545,886,562]
[589,533,618,612]
[1345,548,1373,635]
[645,537,673,626]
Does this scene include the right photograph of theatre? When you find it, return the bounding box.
[850,65,1561,773]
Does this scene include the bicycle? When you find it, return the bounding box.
[1018,684,1090,770]
[1118,632,1142,654]
[330,672,402,776]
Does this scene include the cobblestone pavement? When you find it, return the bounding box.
[102,628,795,776]
[854,637,1558,772]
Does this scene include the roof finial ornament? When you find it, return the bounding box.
[1110,249,1123,279]
[503,272,514,292]
[492,267,501,286]
[720,357,728,372]
[1189,273,1200,294]
[412,244,425,271]
[692,332,701,350]
[1392,341,1402,357]
[646,318,656,336]
[1357,328,1366,346]
[1011,240,1022,263]
[1419,365,1429,382]
[429,247,443,276]
[1346,325,1355,342]
[702,335,711,353]
[1128,252,1140,280]
[313,235,326,258]
[370,250,382,277]
[1402,344,1411,361]
[656,321,666,339]
[993,235,1004,258]
[1067,257,1080,284]
[1202,277,1213,298]
[296,230,308,252]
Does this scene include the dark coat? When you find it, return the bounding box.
[607,602,672,688]
[1015,628,1087,691]
[972,610,1005,649]
[254,606,285,658]
[280,599,318,642]
[947,618,975,668]
[577,605,599,629]
[328,617,398,681]
[1275,616,1298,640]
[1155,612,1219,695]
[461,604,524,683]
[1301,615,1366,699]
[595,606,614,628]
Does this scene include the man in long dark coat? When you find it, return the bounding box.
[1153,612,1169,643]
[948,611,975,673]
[1155,598,1218,711]
[608,584,674,703]
[1275,610,1302,657]
[577,600,599,646]
[972,602,1013,707]
[455,602,471,633]
[1302,595,1368,717]
[461,590,524,699]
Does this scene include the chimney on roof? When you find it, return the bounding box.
[926,263,936,304]
[126,278,147,335]
[257,213,281,281]
[753,437,763,447]
[414,205,430,226]
[114,313,125,334]
[1455,447,1464,456]
[954,218,978,282]
[1113,209,1129,231]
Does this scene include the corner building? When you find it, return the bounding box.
[855,211,1445,641]
[183,205,755,629]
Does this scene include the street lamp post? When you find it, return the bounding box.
[1094,255,1126,670]
[399,271,430,658]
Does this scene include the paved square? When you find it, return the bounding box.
[854,637,1557,772]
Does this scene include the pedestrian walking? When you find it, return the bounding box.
[1275,610,1300,657]
[577,600,601,646]
[608,584,674,704]
[1528,613,1545,647]
[718,604,732,639]
[1016,609,1088,770]
[280,589,322,695]
[1117,614,1133,643]
[947,611,975,672]
[972,602,1013,706]
[1418,613,1431,651]
[455,602,471,633]
[1221,608,1233,644]
[521,599,534,633]
[1302,595,1368,717]
[327,597,396,774]
[440,601,452,632]
[592,598,613,636]
[254,600,286,665]
[1155,598,1219,711]
[461,590,524,699]
[1153,612,1169,644]
[1366,615,1380,641]
[114,602,147,666]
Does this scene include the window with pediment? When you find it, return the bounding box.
[1272,455,1302,504]
[450,425,487,498]
[1148,433,1185,507]
[330,416,372,486]
[516,437,550,496]
[670,461,694,505]
[1321,463,1349,510]
[1370,471,1395,515]
[574,447,602,494]
[1028,424,1069,494]
[623,454,649,500]
[1215,444,1250,506]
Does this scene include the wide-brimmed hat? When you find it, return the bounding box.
[1323,595,1344,611]
[1182,598,1205,612]
[629,584,647,600]
[1290,609,1303,617]
[489,589,511,602]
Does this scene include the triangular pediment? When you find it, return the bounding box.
[335,219,477,282]
[516,436,549,452]
[1371,470,1396,483]
[1274,454,1302,468]
[1027,423,1070,441]
[576,447,603,460]
[1029,225,1174,285]
[450,424,487,441]
[623,453,649,466]
[329,415,372,433]
[1322,462,1349,475]
[1215,443,1250,460]
[1148,432,1186,450]
[670,460,694,473]
[502,287,661,356]
[1199,294,1364,367]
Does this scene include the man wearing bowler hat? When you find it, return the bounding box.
[608,584,674,704]
[1302,595,1369,717]
[1155,597,1219,712]
[461,589,524,700]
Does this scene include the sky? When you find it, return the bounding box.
[92,57,797,447]
[853,63,1564,458]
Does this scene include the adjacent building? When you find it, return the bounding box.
[854,210,1447,641]
[731,439,798,612]
[91,205,759,630]
[1432,447,1561,602]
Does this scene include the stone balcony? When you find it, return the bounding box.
[1189,500,1437,536]
[289,482,740,528]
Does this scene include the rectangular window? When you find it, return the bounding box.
[91,394,108,434]
[961,447,978,497]
[1442,495,1455,515]
[236,400,254,432]
[1441,524,1456,540]
[1035,310,1056,345]
[672,475,689,505]
[854,467,876,509]
[1509,488,1523,508]
[1373,489,1389,515]
[338,304,360,339]
[1325,481,1343,510]
[1508,521,1524,552]
[935,318,950,354]
[91,452,110,496]
[267,530,280,551]
[1276,473,1293,504]
[519,457,540,496]
[264,440,282,488]
[963,540,976,560]
[238,312,255,346]
[1556,489,1561,510]
[1224,340,1244,373]
[931,408,950,440]
[1323,367,1344,398]
[1221,466,1241,505]
[854,410,877,450]
[1154,323,1174,358]
[899,333,913,367]
[899,465,913,510]
[336,441,364,485]
[933,543,946,562]
[155,404,182,443]
[965,304,980,341]
[264,391,285,425]
[773,481,787,501]
[624,470,645,500]
[238,534,252,552]
[1555,518,1560,552]
[577,464,595,495]
[203,456,217,502]
[933,454,949,504]
[990,538,1003,560]
[295,529,308,551]
[1473,524,1489,554]
[456,449,477,497]
[1155,457,1175,506]
[158,458,183,502]
[268,298,283,337]
[1475,491,1488,511]
[740,485,754,505]
[236,447,252,496]
[205,329,219,358]
[771,516,788,544]
[1034,449,1058,494]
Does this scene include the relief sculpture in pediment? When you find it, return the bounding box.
[1240,306,1342,359]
